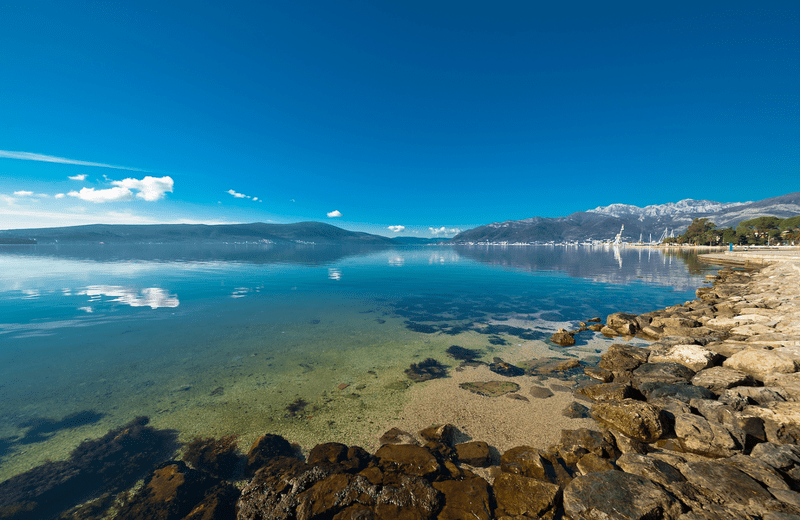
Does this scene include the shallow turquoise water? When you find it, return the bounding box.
[0,243,714,479]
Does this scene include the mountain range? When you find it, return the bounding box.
[1,192,798,245]
[450,192,800,244]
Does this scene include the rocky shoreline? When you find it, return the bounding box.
[4,252,800,519]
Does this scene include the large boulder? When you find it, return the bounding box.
[454,441,492,467]
[648,344,720,371]
[638,382,715,403]
[432,477,492,520]
[723,348,798,381]
[245,434,296,477]
[575,382,638,402]
[591,399,664,443]
[606,313,642,336]
[679,460,777,517]
[500,446,547,480]
[692,366,756,393]
[632,362,695,388]
[375,444,441,479]
[550,328,576,346]
[493,473,561,518]
[673,413,742,458]
[563,471,683,520]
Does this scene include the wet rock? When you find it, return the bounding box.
[648,344,720,371]
[558,428,618,464]
[550,328,576,346]
[680,460,776,516]
[598,343,648,375]
[378,427,419,446]
[294,473,380,519]
[591,399,664,443]
[584,365,614,382]
[117,461,219,520]
[182,435,240,480]
[459,380,520,397]
[563,471,683,520]
[237,456,311,520]
[500,446,547,480]
[493,473,561,518]
[723,348,798,381]
[692,366,756,393]
[606,313,642,336]
[374,444,441,479]
[308,443,372,473]
[575,381,638,402]
[405,358,449,382]
[245,433,296,477]
[562,401,591,418]
[432,477,492,520]
[183,482,240,520]
[374,475,440,519]
[418,424,456,446]
[488,358,525,377]
[638,381,716,403]
[529,385,555,399]
[455,441,492,467]
[673,413,742,458]
[505,393,529,402]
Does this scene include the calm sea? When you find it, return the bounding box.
[0,243,715,481]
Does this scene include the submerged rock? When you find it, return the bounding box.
[459,380,520,397]
[488,358,525,376]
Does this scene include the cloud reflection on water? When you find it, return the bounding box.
[78,285,179,309]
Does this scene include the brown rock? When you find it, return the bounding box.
[117,462,219,520]
[182,482,239,520]
[575,381,637,402]
[550,329,576,346]
[493,473,561,518]
[563,471,683,520]
[432,477,492,520]
[562,401,591,419]
[692,366,756,393]
[591,399,664,443]
[529,385,555,399]
[673,413,742,458]
[375,475,440,519]
[500,446,547,480]
[584,365,614,382]
[245,433,296,477]
[558,428,618,465]
[576,452,616,475]
[606,312,641,335]
[418,424,456,446]
[375,444,441,478]
[455,441,492,467]
[378,427,418,446]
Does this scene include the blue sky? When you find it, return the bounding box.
[1,1,797,237]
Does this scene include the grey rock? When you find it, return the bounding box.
[616,453,702,508]
[722,453,791,491]
[564,471,684,520]
[751,442,800,482]
[673,413,742,458]
[680,460,776,516]
[639,382,716,403]
[632,362,696,388]
[691,366,755,393]
[529,386,554,399]
[722,386,789,406]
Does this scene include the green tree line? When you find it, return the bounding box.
[664,215,800,246]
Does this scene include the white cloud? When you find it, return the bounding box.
[112,176,173,201]
[227,189,250,199]
[387,225,405,233]
[429,226,462,237]
[69,174,87,181]
[13,190,34,197]
[0,150,146,171]
[55,193,66,199]
[327,210,342,218]
[69,186,134,203]
[252,197,258,201]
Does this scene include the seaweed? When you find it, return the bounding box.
[405,358,449,382]
[183,435,242,479]
[404,321,439,334]
[446,345,483,361]
[0,416,178,520]
[285,397,309,418]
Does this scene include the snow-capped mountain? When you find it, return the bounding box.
[587,199,748,219]
[451,192,800,244]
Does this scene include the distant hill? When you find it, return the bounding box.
[0,222,393,245]
[451,192,800,244]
